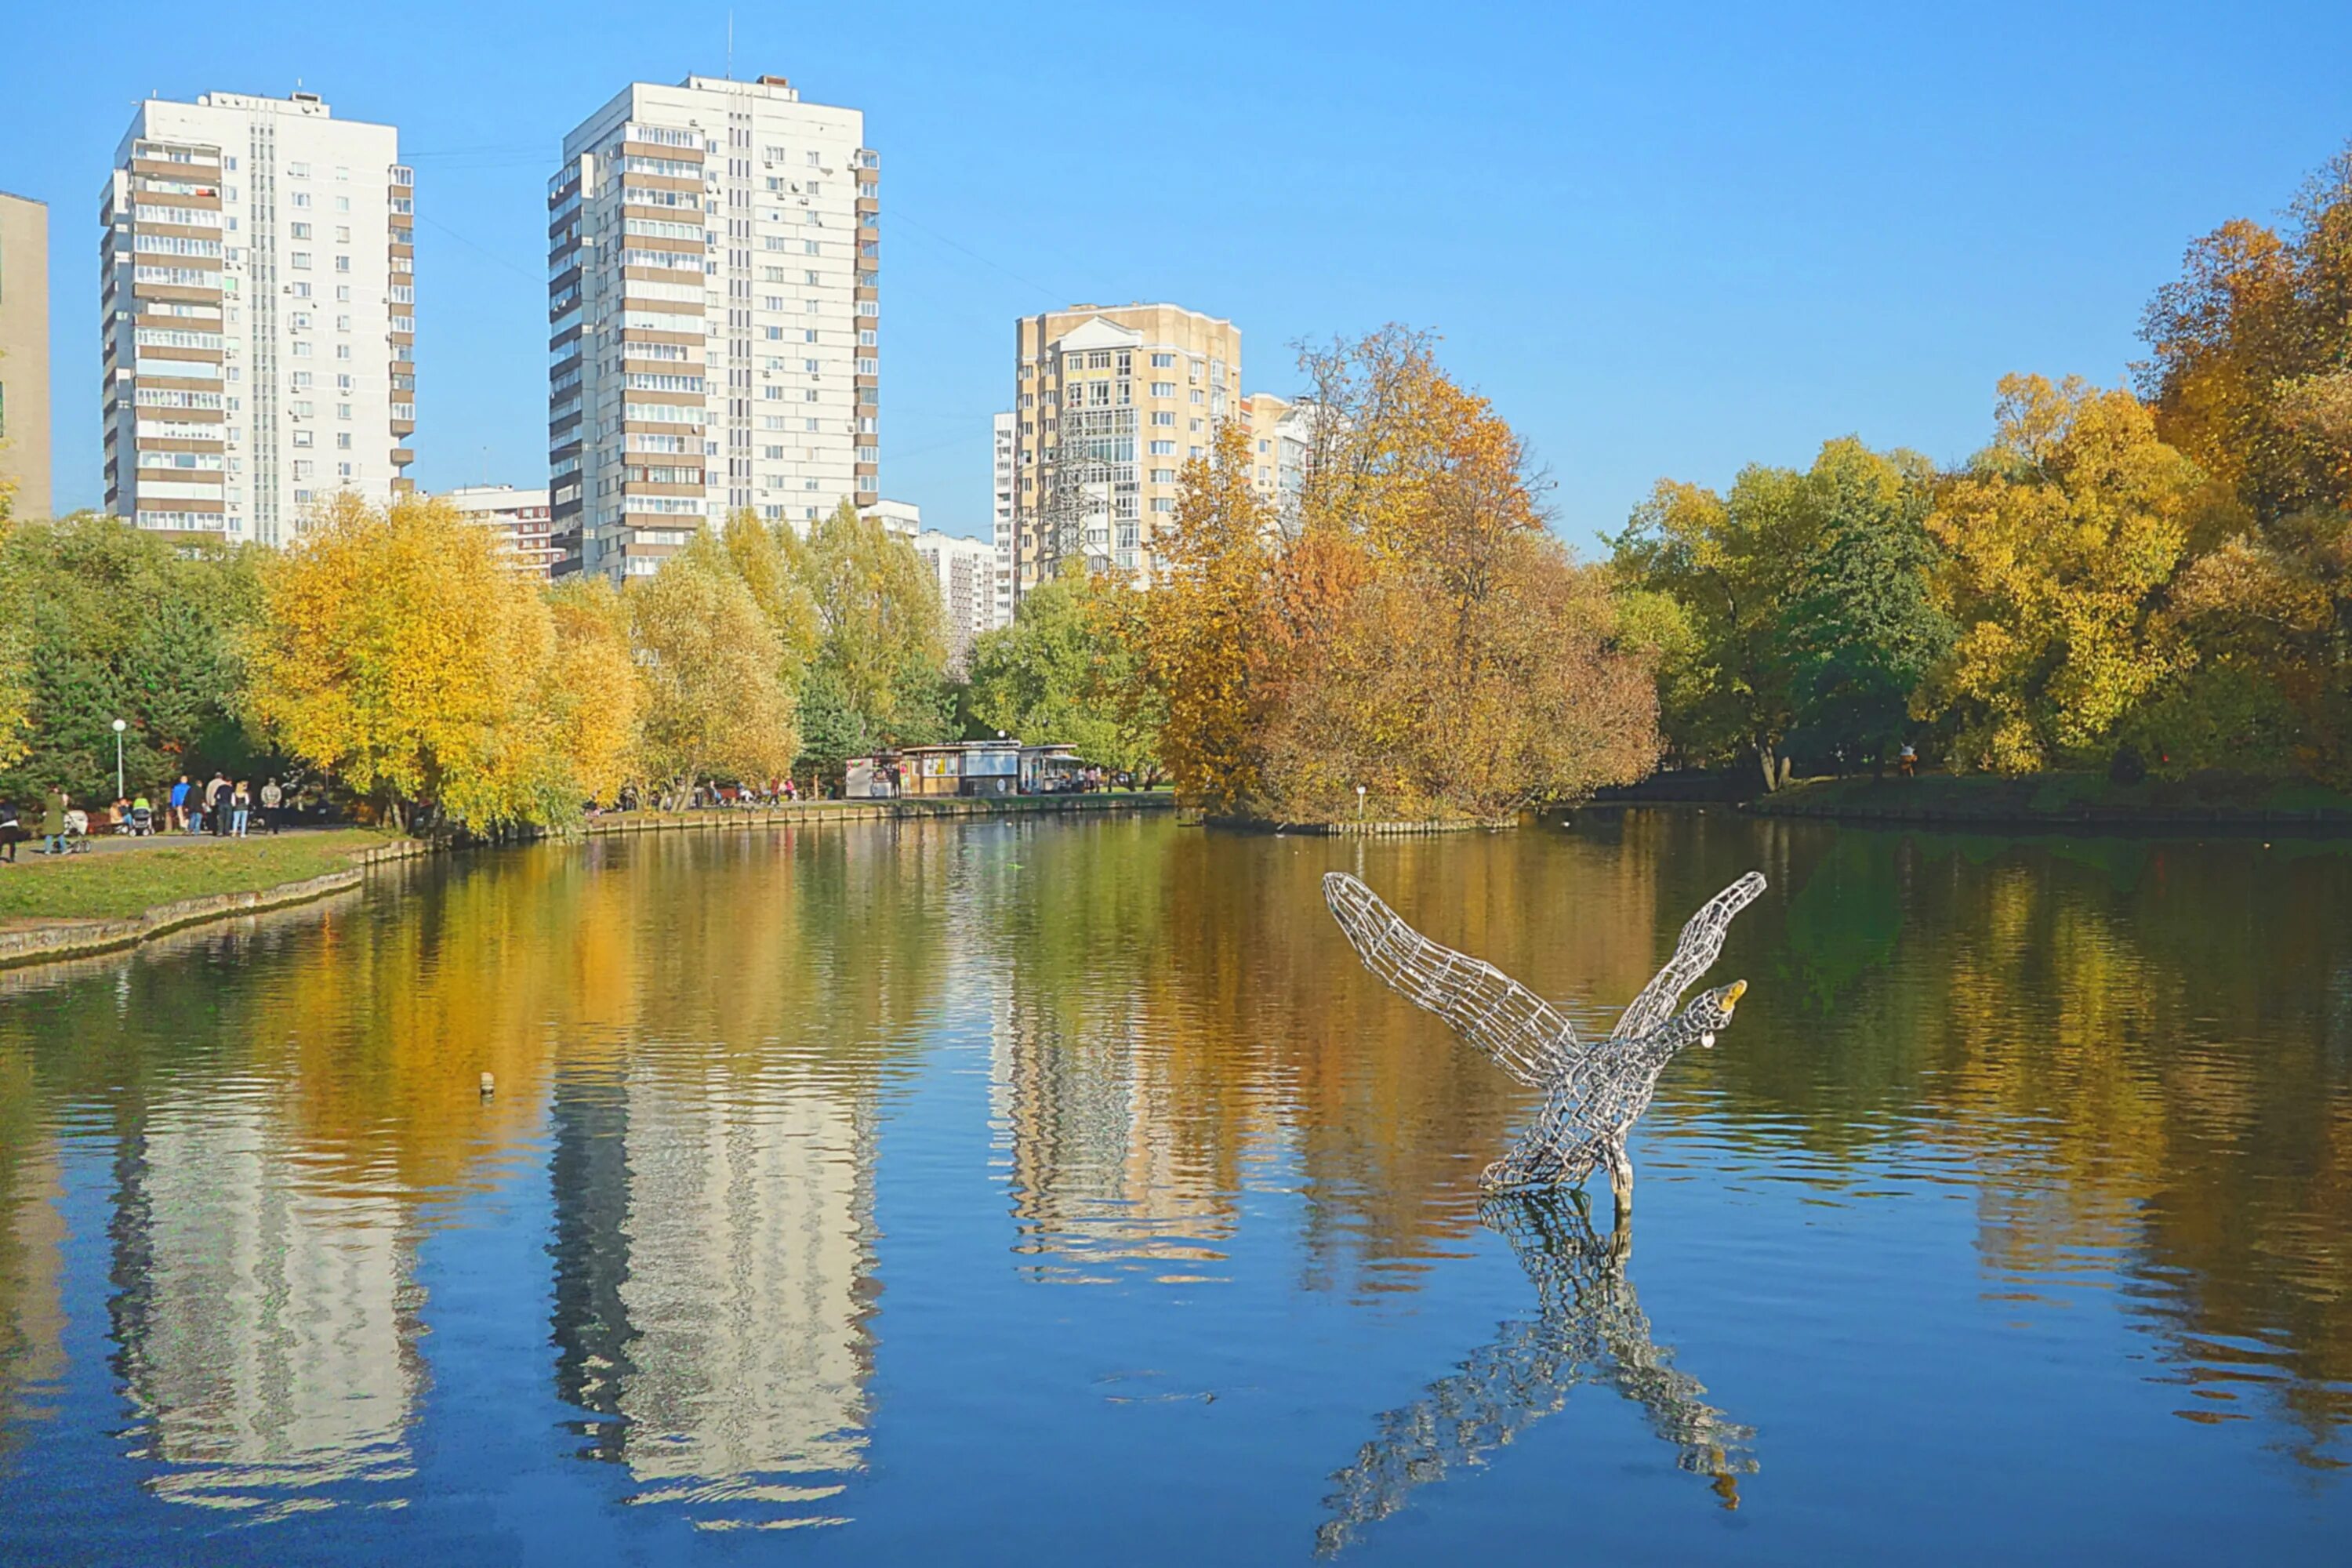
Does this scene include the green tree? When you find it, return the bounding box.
[1774,440,1952,772]
[0,513,266,804]
[791,499,951,762]
[629,533,800,800]
[967,577,1156,773]
[1610,466,1818,787]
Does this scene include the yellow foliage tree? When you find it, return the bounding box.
[628,532,800,800]
[543,576,641,804]
[1922,375,2203,772]
[1136,418,1276,813]
[245,493,597,829]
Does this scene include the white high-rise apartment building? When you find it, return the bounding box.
[549,74,877,583]
[911,528,996,673]
[989,410,1015,628]
[102,90,412,545]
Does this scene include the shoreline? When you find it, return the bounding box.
[1592,774,2352,836]
[0,793,1172,973]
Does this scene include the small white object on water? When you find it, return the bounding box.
[480,1071,495,1098]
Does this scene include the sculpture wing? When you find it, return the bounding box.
[1323,873,1576,1088]
[1612,871,1766,1040]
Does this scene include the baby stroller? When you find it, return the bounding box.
[128,804,155,836]
[61,809,93,855]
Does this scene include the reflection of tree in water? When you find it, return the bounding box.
[1314,1197,1755,1556]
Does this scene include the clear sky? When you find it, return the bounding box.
[5,2,2349,546]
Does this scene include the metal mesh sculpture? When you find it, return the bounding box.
[1313,1195,1756,1556]
[1323,869,1765,1215]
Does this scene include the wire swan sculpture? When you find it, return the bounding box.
[1322,869,1766,1218]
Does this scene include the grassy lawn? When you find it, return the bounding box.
[0,830,385,924]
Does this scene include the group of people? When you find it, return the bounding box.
[162,773,286,837]
[0,773,294,863]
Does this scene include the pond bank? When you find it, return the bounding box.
[1739,773,2352,833]
[0,793,1174,971]
[0,833,426,971]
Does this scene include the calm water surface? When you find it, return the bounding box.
[1,810,2347,1563]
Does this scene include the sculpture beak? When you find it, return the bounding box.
[1721,980,1747,1013]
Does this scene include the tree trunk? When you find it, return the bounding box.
[1757,742,1780,793]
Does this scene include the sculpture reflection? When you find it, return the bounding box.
[1314,1198,1756,1556]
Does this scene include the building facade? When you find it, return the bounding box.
[990,409,1015,628]
[437,484,557,578]
[858,495,918,538]
[1007,303,1241,605]
[911,528,996,673]
[101,90,412,545]
[1243,391,1315,533]
[549,74,877,583]
[0,193,51,519]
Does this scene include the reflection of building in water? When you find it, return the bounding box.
[0,1134,67,1444]
[550,1058,878,1530]
[989,990,1239,1283]
[111,1094,419,1515]
[1315,1200,1755,1557]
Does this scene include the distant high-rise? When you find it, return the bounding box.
[1008,303,1241,604]
[436,483,557,579]
[989,409,1015,628]
[1243,391,1316,533]
[549,74,877,583]
[0,192,52,519]
[102,90,413,545]
[911,528,996,673]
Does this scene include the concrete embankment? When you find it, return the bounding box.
[0,838,430,971]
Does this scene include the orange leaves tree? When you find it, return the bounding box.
[244,493,633,831]
[1133,328,1659,820]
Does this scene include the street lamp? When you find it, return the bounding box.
[1356,783,1367,819]
[111,718,128,800]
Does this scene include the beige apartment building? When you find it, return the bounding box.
[1006,303,1241,604]
[0,193,51,519]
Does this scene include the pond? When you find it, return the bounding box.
[0,809,2347,1563]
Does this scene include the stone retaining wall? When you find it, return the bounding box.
[0,866,370,971]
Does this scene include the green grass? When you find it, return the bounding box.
[0,829,384,924]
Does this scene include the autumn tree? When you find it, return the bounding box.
[1135,418,1277,812]
[1921,375,2202,774]
[245,493,586,829]
[2131,143,2352,779]
[543,577,641,804]
[628,532,799,800]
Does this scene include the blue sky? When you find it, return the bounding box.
[5,2,2348,545]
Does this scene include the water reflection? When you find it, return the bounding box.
[1315,1199,1755,1556]
[109,1091,423,1515]
[0,811,2347,1557]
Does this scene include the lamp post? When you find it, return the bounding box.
[1356,783,1367,820]
[111,719,128,801]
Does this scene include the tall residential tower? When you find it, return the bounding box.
[549,74,877,583]
[1007,303,1240,605]
[102,90,412,544]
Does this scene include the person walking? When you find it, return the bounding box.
[42,787,69,856]
[260,777,282,836]
[0,799,20,862]
[230,781,252,837]
[205,772,230,837]
[169,774,191,833]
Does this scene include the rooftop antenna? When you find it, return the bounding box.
[726,10,735,79]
